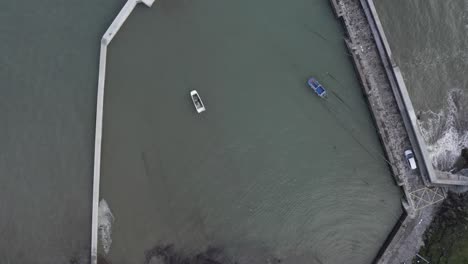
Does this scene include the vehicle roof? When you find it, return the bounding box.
[404,149,413,155]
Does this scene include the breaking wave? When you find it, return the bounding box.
[418,89,468,171]
[98,199,115,255]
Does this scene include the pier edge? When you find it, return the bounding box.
[91,1,154,263]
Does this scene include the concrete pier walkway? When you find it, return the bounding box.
[328,0,468,212]
[91,0,154,263]
[327,0,468,262]
[362,0,468,187]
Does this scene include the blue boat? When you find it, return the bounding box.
[307,77,327,98]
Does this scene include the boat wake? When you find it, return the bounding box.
[418,89,468,172]
[98,199,115,255]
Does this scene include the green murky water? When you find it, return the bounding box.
[100,0,402,263]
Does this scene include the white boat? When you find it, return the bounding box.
[190,90,206,113]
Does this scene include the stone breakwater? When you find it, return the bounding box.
[327,0,446,262]
[329,0,427,215]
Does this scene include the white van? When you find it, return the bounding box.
[404,150,417,170]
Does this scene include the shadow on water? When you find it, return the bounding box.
[95,244,288,264]
[93,244,331,264]
[67,250,90,264]
[144,245,237,264]
[96,246,236,264]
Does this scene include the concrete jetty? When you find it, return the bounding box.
[362,0,468,187]
[330,0,425,216]
[327,0,467,262]
[328,0,468,202]
[91,0,154,263]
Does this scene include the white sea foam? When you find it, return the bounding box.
[419,89,468,171]
[98,199,115,255]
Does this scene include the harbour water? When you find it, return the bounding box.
[0,0,122,263]
[374,0,468,172]
[99,0,402,263]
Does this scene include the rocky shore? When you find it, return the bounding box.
[414,191,468,263]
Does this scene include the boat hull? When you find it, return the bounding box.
[190,90,206,113]
[307,77,327,98]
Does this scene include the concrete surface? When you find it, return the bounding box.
[91,0,154,263]
[364,0,468,187]
[327,0,447,262]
